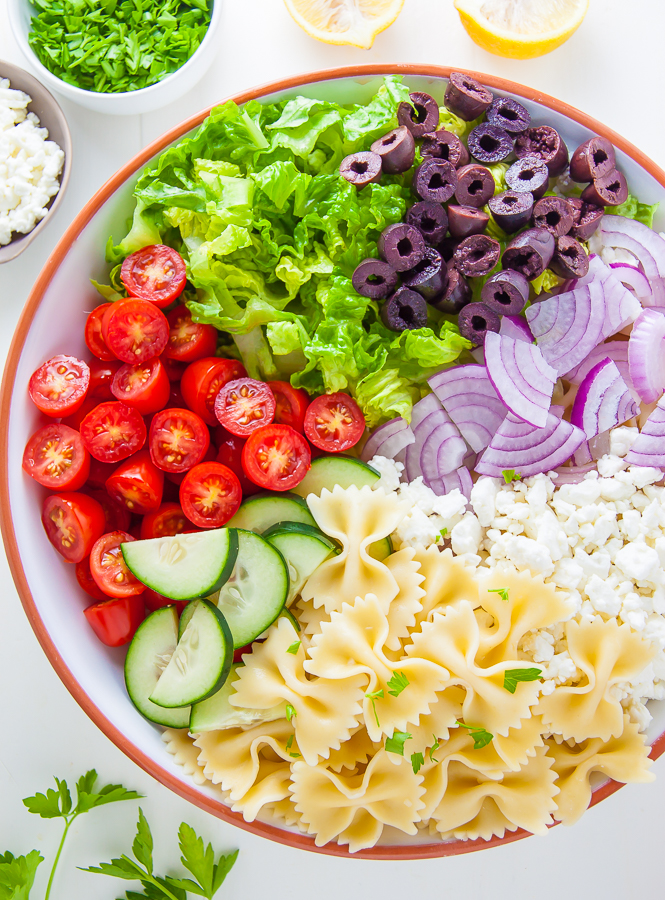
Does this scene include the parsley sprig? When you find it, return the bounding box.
[410,752,425,774]
[488,587,510,602]
[386,671,410,697]
[502,470,522,484]
[286,640,301,655]
[503,667,543,693]
[385,731,412,756]
[365,689,384,728]
[456,720,493,750]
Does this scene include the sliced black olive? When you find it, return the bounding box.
[339,151,382,188]
[487,97,530,134]
[438,236,460,263]
[467,123,513,164]
[377,223,426,272]
[481,269,530,316]
[352,258,399,299]
[421,130,469,167]
[458,302,501,346]
[532,196,574,237]
[370,126,415,174]
[413,158,458,203]
[581,169,628,207]
[453,234,501,278]
[569,136,616,183]
[380,287,429,331]
[397,91,440,139]
[402,247,448,301]
[454,163,495,208]
[515,126,569,177]
[406,201,448,246]
[448,205,490,239]
[444,73,493,121]
[502,227,555,280]
[505,156,549,200]
[429,262,472,313]
[488,190,534,234]
[550,235,590,279]
[568,198,604,241]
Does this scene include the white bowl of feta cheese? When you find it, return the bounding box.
[0,60,70,263]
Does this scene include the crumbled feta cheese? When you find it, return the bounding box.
[394,506,441,550]
[368,455,403,493]
[470,476,499,526]
[615,542,661,584]
[450,513,482,556]
[609,426,639,458]
[584,574,622,616]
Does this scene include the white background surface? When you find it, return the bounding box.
[1,1,665,897]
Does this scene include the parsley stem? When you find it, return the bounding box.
[44,813,76,900]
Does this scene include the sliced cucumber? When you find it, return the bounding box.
[124,606,190,728]
[368,535,393,561]
[209,529,289,648]
[291,455,380,497]
[264,526,336,604]
[280,607,301,632]
[190,663,286,732]
[178,601,196,641]
[228,492,316,533]
[122,529,238,601]
[150,600,233,708]
[263,513,390,563]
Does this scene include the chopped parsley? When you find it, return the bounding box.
[429,736,442,763]
[385,731,412,756]
[365,689,384,728]
[386,671,410,697]
[410,752,425,774]
[503,668,543,693]
[488,587,510,602]
[502,470,522,484]
[285,704,297,723]
[286,640,301,655]
[456,720,493,750]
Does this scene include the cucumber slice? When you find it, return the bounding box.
[228,492,316,533]
[368,535,393,561]
[122,529,238,601]
[263,515,390,563]
[210,529,289,648]
[280,607,301,632]
[291,455,380,497]
[178,601,195,641]
[190,663,286,732]
[150,600,233,708]
[124,606,190,728]
[264,527,336,604]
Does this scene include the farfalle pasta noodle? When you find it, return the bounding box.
[293,597,330,637]
[326,726,381,774]
[412,545,481,625]
[382,547,426,652]
[406,686,465,757]
[538,617,656,741]
[493,715,546,772]
[302,486,405,613]
[546,716,654,825]
[162,728,210,787]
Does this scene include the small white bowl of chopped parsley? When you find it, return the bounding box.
[8,0,222,115]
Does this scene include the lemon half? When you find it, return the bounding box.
[454,0,589,59]
[283,0,405,49]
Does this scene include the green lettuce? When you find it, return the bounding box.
[612,193,659,228]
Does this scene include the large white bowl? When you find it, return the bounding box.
[3,65,665,859]
[8,0,223,115]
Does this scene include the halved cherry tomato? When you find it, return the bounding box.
[165,305,218,362]
[140,502,188,539]
[111,357,170,415]
[215,428,260,497]
[214,377,276,438]
[61,395,99,431]
[242,424,311,491]
[87,457,119,489]
[303,392,365,452]
[28,355,90,418]
[179,462,242,528]
[165,441,216,486]
[89,358,122,401]
[84,303,116,361]
[80,401,146,463]
[102,298,169,364]
[180,357,247,426]
[105,449,164,515]
[84,488,131,533]
[41,492,106,563]
[268,381,309,434]
[84,594,145,646]
[148,407,210,473]
[75,556,108,601]
[89,530,145,598]
[23,424,90,491]
[160,355,187,382]
[142,588,187,616]
[120,245,187,308]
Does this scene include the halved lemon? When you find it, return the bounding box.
[454,0,589,59]
[283,0,405,49]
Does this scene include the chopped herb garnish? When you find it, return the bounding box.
[365,689,384,728]
[411,752,425,775]
[385,731,412,756]
[285,735,294,751]
[286,640,301,655]
[503,668,543,693]
[386,671,410,697]
[488,587,510,602]
[456,720,493,750]
[429,735,442,763]
[502,470,522,484]
[285,704,297,723]
[440,527,448,539]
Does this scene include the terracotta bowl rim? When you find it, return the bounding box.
[3,62,665,861]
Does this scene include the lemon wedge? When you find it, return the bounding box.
[454,0,589,58]
[283,0,405,49]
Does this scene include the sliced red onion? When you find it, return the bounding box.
[610,262,653,306]
[432,467,473,500]
[525,280,641,375]
[574,253,609,288]
[628,308,665,403]
[570,358,639,440]
[404,394,448,483]
[420,421,467,483]
[573,441,592,466]
[470,346,485,364]
[552,462,596,484]
[499,315,534,343]
[475,411,586,478]
[428,364,507,453]
[573,430,612,466]
[564,340,635,399]
[600,215,665,307]
[625,396,665,467]
[484,332,556,428]
[361,417,415,462]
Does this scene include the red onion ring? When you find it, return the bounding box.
[420,421,467,483]
[404,394,449,482]
[610,262,653,306]
[484,332,556,428]
[570,358,639,439]
[625,397,665,468]
[564,340,635,396]
[428,364,507,453]
[599,215,665,307]
[628,308,665,403]
[431,467,474,499]
[553,463,597,484]
[476,411,586,478]
[362,417,415,462]
[499,315,534,343]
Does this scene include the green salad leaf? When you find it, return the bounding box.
[610,194,659,228]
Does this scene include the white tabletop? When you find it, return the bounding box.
[2,2,665,897]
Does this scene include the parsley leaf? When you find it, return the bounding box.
[488,587,510,603]
[285,704,297,723]
[502,469,522,484]
[439,527,448,539]
[503,667,543,693]
[0,849,43,900]
[456,721,493,750]
[385,731,412,756]
[286,640,301,655]
[411,752,425,775]
[429,736,442,763]
[386,671,410,697]
[365,689,384,728]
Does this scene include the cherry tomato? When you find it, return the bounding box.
[105,449,164,515]
[76,556,108,601]
[149,407,211,473]
[28,355,90,417]
[181,357,247,426]
[143,588,187,616]
[84,595,145,646]
[84,488,132,533]
[140,502,188,539]
[110,357,170,415]
[23,424,90,491]
[87,457,119,489]
[84,303,116,361]
[120,245,187,309]
[88,358,122,401]
[102,298,169,365]
[80,401,146,463]
[165,305,218,362]
[179,462,242,528]
[214,377,276,438]
[268,381,309,434]
[165,441,216,486]
[160,355,187,382]
[303,392,365,452]
[89,530,145,598]
[215,429,260,497]
[41,492,106,563]
[61,395,99,431]
[242,424,311,491]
